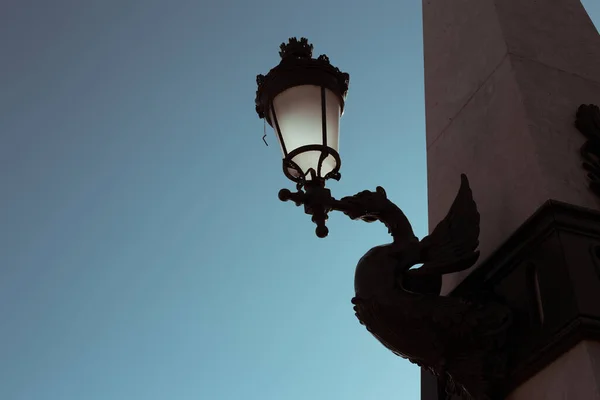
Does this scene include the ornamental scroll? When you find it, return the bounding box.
[575,104,600,197]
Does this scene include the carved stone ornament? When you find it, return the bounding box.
[279,175,513,400]
[575,104,600,197]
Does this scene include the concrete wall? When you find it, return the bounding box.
[507,341,600,399]
[423,0,600,294]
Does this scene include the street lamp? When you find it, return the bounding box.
[255,37,348,185]
[255,38,512,400]
[255,37,349,238]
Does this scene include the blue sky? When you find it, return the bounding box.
[1,2,599,400]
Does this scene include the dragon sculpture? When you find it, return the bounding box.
[337,174,512,400]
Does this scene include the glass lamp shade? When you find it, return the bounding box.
[269,85,342,181]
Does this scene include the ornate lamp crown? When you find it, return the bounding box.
[255,38,349,120]
[279,37,313,60]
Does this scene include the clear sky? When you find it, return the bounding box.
[1,2,599,400]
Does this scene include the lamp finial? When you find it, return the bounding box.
[279,37,313,60]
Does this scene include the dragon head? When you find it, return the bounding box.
[339,186,390,222]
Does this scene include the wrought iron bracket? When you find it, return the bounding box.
[278,179,335,238]
[278,181,367,238]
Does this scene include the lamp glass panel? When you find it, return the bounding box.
[270,85,341,179]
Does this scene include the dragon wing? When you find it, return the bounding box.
[408,174,480,278]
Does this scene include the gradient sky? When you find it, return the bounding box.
[1,2,599,400]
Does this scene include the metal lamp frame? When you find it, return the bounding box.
[256,37,349,187]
